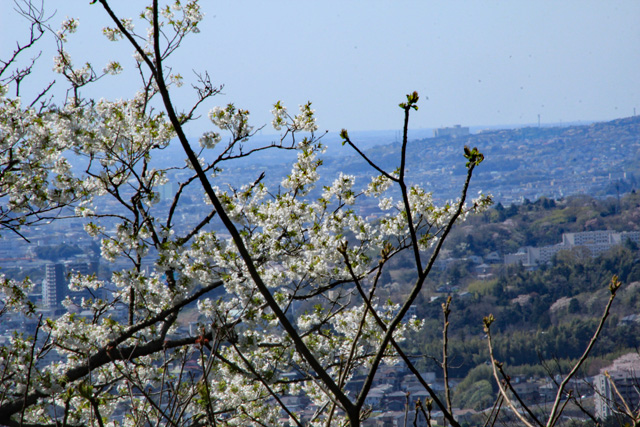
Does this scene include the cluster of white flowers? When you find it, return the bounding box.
[178,1,204,33]
[270,100,287,130]
[208,104,254,139]
[74,200,95,217]
[0,92,93,222]
[103,18,133,42]
[282,139,324,193]
[120,17,135,32]
[52,47,97,87]
[80,96,174,156]
[102,60,123,75]
[52,49,72,73]
[169,72,184,87]
[102,26,121,41]
[365,173,393,197]
[57,17,78,42]
[292,102,318,132]
[407,185,436,222]
[199,130,221,149]
[270,101,319,133]
[322,172,356,205]
[0,275,35,314]
[69,62,92,86]
[144,1,203,36]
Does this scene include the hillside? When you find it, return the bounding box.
[338,115,640,204]
[391,192,640,411]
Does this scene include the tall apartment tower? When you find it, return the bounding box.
[42,263,66,309]
[594,353,640,420]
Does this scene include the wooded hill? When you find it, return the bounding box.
[396,192,640,410]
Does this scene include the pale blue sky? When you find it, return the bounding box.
[2,1,639,134]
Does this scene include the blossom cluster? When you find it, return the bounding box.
[271,100,319,133]
[208,104,254,140]
[0,94,89,225]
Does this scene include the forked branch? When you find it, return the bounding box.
[484,275,622,427]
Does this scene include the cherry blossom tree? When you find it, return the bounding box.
[1,1,618,427]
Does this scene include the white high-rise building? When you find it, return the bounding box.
[42,263,65,309]
[594,353,640,420]
[505,230,640,266]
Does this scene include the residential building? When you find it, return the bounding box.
[505,230,640,266]
[42,263,65,309]
[594,353,640,420]
[434,125,470,138]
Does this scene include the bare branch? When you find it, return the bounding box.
[546,275,621,427]
[485,314,537,427]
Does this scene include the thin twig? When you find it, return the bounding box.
[485,315,537,427]
[442,296,453,418]
[546,276,621,427]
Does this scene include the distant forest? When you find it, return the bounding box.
[392,191,640,410]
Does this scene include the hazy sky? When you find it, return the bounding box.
[1,1,639,134]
